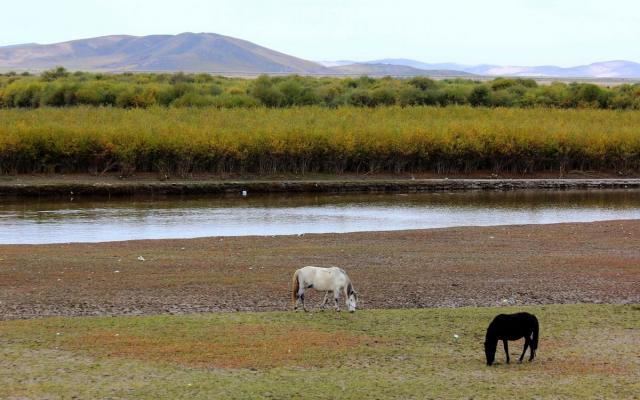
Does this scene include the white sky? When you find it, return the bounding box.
[2,0,639,66]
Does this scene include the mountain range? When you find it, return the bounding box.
[320,58,640,79]
[1,32,639,78]
[0,33,325,74]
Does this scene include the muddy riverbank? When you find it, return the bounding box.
[1,220,638,319]
[1,175,640,198]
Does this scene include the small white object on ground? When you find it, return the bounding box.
[242,190,247,196]
[137,256,145,261]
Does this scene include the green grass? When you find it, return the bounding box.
[1,106,640,175]
[1,304,638,399]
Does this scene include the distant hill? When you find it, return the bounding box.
[341,58,640,78]
[365,58,471,72]
[316,60,356,67]
[0,33,328,74]
[0,34,471,77]
[3,33,638,78]
[326,63,473,77]
[472,60,640,78]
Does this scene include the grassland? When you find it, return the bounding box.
[1,304,638,399]
[1,106,640,176]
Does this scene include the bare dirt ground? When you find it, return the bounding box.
[2,170,634,183]
[2,172,639,199]
[1,220,638,320]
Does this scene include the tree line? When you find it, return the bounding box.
[1,67,639,109]
[2,107,639,176]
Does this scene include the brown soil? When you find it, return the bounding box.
[2,170,634,183]
[1,220,638,320]
[2,173,639,198]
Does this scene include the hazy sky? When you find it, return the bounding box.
[2,0,639,66]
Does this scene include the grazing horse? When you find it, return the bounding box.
[484,312,539,366]
[291,266,357,312]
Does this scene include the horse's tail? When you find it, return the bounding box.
[291,269,300,308]
[531,316,539,355]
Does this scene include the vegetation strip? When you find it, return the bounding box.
[0,305,638,398]
[2,106,640,176]
[2,69,640,110]
[2,178,640,198]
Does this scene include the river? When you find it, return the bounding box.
[1,189,639,244]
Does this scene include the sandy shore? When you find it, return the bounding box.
[1,220,638,319]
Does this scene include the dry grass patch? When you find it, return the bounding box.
[544,357,631,376]
[67,323,378,369]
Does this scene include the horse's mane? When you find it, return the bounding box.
[347,281,356,296]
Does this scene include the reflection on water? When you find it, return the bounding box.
[1,190,640,244]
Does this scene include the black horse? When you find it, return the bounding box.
[484,312,539,366]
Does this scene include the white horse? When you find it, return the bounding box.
[291,266,358,312]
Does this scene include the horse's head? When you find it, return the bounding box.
[347,290,357,312]
[484,340,496,366]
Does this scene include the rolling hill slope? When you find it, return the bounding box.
[4,33,637,78]
[0,33,328,74]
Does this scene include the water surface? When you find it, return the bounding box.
[1,190,639,244]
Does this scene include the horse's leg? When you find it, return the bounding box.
[321,291,332,310]
[334,290,340,312]
[530,348,535,361]
[503,340,510,364]
[519,338,529,363]
[302,291,309,312]
[296,286,307,312]
[529,333,536,361]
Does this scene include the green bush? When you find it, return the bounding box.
[469,85,490,107]
[0,70,638,110]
